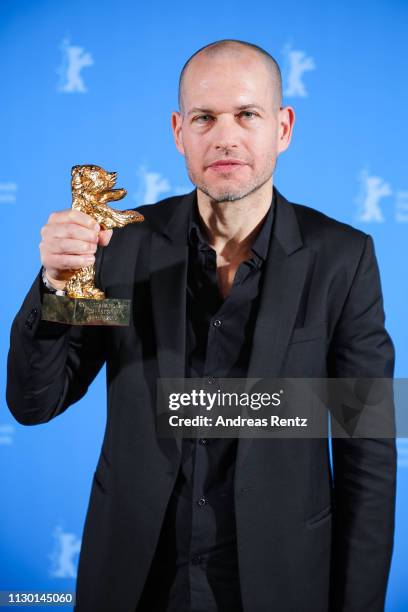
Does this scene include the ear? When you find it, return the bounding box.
[171,111,185,156]
[277,106,296,155]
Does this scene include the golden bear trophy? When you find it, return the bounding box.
[41,165,144,326]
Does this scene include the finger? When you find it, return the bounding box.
[42,223,99,244]
[46,237,97,255]
[43,253,95,270]
[97,229,113,247]
[48,209,100,230]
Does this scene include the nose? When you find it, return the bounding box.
[212,114,240,151]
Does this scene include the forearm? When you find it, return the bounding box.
[330,437,396,612]
[6,269,105,425]
[328,234,396,610]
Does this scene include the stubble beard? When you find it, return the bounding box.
[185,158,277,204]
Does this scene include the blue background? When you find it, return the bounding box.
[1,0,407,609]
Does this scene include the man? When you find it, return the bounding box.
[6,40,396,612]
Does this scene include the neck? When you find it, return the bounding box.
[196,179,273,261]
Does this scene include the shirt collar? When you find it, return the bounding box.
[188,191,275,263]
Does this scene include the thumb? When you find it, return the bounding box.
[97,229,113,247]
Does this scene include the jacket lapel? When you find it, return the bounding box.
[148,192,194,453]
[148,191,194,380]
[246,191,311,379]
[150,237,189,380]
[236,188,312,469]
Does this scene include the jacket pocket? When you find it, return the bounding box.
[306,504,332,529]
[289,322,327,345]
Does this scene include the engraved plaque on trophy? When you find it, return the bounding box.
[41,165,144,326]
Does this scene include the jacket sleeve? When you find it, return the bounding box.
[327,234,397,612]
[6,268,106,425]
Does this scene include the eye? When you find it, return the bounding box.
[193,114,213,124]
[239,110,257,119]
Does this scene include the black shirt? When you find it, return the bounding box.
[137,193,275,612]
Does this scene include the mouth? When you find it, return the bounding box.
[207,159,248,172]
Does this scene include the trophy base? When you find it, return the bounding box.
[41,293,131,326]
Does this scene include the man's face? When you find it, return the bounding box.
[172,50,294,202]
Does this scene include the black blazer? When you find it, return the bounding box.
[6,187,396,612]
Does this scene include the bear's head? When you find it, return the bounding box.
[71,165,118,194]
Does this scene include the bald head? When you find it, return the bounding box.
[178,39,282,113]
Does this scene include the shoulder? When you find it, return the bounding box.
[133,193,189,231]
[96,193,189,287]
[134,193,186,218]
[107,192,189,245]
[280,192,370,262]
[293,201,366,243]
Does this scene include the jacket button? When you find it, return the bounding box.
[199,438,209,446]
[240,487,253,494]
[191,555,203,565]
[197,497,207,507]
[213,319,222,327]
